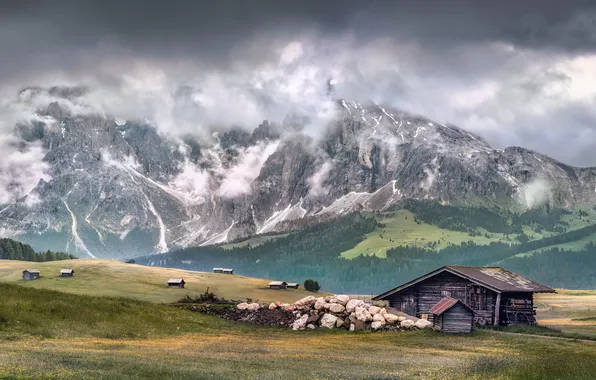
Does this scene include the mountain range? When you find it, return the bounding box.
[1,86,595,258]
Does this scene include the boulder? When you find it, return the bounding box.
[329,297,339,304]
[307,324,316,330]
[324,296,333,302]
[368,306,381,315]
[372,314,385,322]
[373,300,389,308]
[237,303,249,310]
[363,303,371,309]
[336,295,350,306]
[400,319,415,329]
[379,308,387,316]
[314,299,327,310]
[397,316,406,322]
[307,311,320,323]
[349,323,355,332]
[383,313,399,324]
[246,303,260,311]
[320,314,339,329]
[282,304,295,312]
[414,319,433,329]
[268,303,278,310]
[355,306,373,322]
[329,303,346,314]
[291,314,309,330]
[353,320,367,331]
[348,313,358,323]
[346,299,365,313]
[335,318,345,328]
[371,321,386,330]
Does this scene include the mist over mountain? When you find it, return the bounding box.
[1,85,596,258]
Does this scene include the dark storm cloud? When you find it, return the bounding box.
[1,0,596,166]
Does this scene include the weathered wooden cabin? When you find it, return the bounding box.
[373,266,555,326]
[22,269,40,281]
[60,269,74,277]
[286,283,300,289]
[213,268,223,273]
[125,259,136,264]
[269,281,287,290]
[222,268,234,275]
[431,297,475,333]
[167,278,185,288]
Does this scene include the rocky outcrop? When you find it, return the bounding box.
[238,295,431,332]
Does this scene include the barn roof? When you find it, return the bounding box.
[213,268,223,271]
[222,268,233,272]
[286,283,299,287]
[60,269,74,274]
[269,281,287,286]
[167,278,185,284]
[23,269,40,274]
[373,265,555,300]
[431,297,474,315]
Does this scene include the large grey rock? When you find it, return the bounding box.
[292,314,309,330]
[346,300,365,314]
[320,313,338,329]
[329,303,346,314]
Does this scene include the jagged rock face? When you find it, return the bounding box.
[1,96,596,258]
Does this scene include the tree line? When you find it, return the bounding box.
[0,238,76,262]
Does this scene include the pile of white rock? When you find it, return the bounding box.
[237,295,433,331]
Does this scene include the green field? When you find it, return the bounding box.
[0,259,322,304]
[1,281,596,379]
[341,210,512,259]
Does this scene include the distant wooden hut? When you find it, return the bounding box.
[22,269,40,281]
[213,268,223,273]
[431,297,475,334]
[222,268,234,275]
[286,283,299,289]
[167,278,185,288]
[268,281,287,290]
[125,259,136,264]
[60,269,75,277]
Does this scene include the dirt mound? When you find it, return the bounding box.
[176,304,295,327]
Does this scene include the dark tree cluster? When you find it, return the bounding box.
[0,238,76,262]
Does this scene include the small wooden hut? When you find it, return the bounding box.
[286,283,300,289]
[431,297,474,333]
[60,269,75,277]
[22,269,40,281]
[213,268,223,273]
[167,278,185,288]
[268,281,287,290]
[222,268,234,275]
[125,259,136,264]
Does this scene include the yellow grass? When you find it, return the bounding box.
[0,259,324,303]
[535,289,596,337]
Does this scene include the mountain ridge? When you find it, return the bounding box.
[1,87,596,258]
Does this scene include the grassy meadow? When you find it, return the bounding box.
[1,282,596,379]
[0,259,321,304]
[535,289,596,337]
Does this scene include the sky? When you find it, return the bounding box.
[1,0,596,166]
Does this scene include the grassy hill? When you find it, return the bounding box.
[1,283,596,379]
[0,259,321,304]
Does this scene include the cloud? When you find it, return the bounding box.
[308,160,334,197]
[0,135,51,205]
[517,178,553,209]
[0,0,596,170]
[216,140,280,198]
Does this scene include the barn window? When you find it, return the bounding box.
[441,290,451,297]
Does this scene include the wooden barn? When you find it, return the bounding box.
[431,297,475,333]
[213,268,223,273]
[167,278,185,288]
[269,281,287,290]
[60,269,74,277]
[222,268,234,275]
[22,269,40,281]
[125,259,136,264]
[373,266,555,326]
[286,283,300,289]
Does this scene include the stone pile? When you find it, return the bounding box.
[237,295,433,331]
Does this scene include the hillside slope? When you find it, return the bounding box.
[0,259,319,303]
